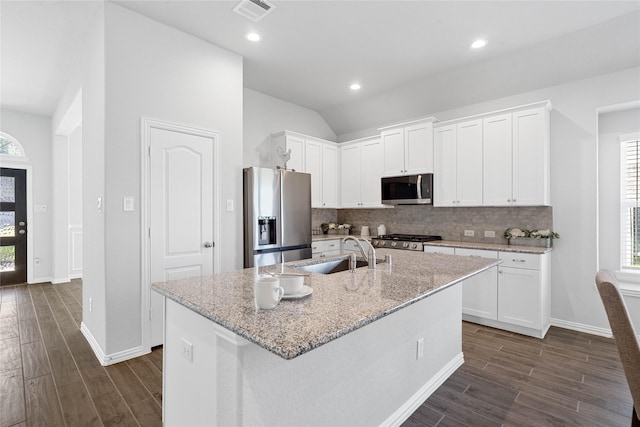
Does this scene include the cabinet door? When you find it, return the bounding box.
[512,107,548,205]
[360,138,383,207]
[305,140,323,208]
[456,119,483,206]
[381,128,405,176]
[498,266,541,329]
[322,144,338,208]
[433,125,457,207]
[405,122,433,174]
[456,248,498,320]
[286,135,305,172]
[483,114,512,206]
[340,144,361,208]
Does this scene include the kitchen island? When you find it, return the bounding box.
[152,248,499,426]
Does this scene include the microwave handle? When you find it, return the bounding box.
[417,174,422,200]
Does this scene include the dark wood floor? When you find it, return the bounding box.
[0,281,162,427]
[404,322,634,427]
[1,280,634,427]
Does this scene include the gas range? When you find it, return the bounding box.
[371,234,443,251]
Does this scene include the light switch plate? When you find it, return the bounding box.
[226,199,234,212]
[123,196,134,212]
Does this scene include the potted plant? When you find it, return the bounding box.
[503,228,559,248]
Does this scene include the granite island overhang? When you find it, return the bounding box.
[152,248,500,426]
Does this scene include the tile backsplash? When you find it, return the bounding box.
[311,206,553,243]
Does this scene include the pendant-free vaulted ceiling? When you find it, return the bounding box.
[2,1,639,135]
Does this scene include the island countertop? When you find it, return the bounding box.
[152,248,499,360]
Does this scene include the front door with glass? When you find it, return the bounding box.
[0,168,27,285]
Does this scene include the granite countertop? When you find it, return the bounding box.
[313,234,371,241]
[424,240,553,254]
[152,248,498,360]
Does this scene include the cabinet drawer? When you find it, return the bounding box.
[342,240,361,252]
[499,252,541,270]
[455,248,498,259]
[312,240,340,254]
[423,245,455,255]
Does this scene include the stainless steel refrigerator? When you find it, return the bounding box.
[243,167,312,268]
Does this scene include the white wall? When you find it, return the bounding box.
[0,108,52,283]
[337,67,640,335]
[79,3,244,357]
[68,126,83,278]
[243,88,336,167]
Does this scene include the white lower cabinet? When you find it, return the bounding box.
[311,240,341,258]
[423,244,550,338]
[455,248,498,321]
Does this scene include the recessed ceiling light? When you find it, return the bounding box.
[471,39,487,49]
[246,32,261,42]
[350,83,361,91]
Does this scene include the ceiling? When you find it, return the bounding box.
[2,1,639,132]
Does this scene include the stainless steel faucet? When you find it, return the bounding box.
[342,236,376,269]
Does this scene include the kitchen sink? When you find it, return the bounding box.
[293,258,382,274]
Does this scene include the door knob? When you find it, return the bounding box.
[19,221,26,226]
[203,242,214,248]
[18,230,26,234]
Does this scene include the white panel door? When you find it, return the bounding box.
[150,127,214,346]
[286,135,305,172]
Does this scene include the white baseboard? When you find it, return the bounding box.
[550,318,612,338]
[28,276,53,284]
[69,273,83,280]
[81,322,149,366]
[382,352,464,427]
[51,277,71,285]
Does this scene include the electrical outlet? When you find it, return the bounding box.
[464,230,475,237]
[181,337,193,362]
[89,297,93,312]
[416,338,424,359]
[484,230,496,238]
[226,199,234,212]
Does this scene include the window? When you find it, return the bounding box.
[0,132,26,158]
[620,133,640,270]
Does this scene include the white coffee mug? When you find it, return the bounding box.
[254,276,284,310]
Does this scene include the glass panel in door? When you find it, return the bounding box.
[0,168,27,285]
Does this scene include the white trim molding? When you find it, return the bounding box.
[81,322,148,366]
[140,117,221,353]
[551,318,612,338]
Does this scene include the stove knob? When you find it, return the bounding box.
[380,241,386,247]
[403,242,409,248]
[411,243,418,249]
[373,240,378,246]
[391,242,397,247]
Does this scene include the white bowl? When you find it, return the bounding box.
[276,274,304,295]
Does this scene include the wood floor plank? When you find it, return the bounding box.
[106,362,151,405]
[129,397,162,427]
[18,318,41,343]
[56,380,101,426]
[0,316,18,340]
[47,345,82,388]
[24,374,64,427]
[127,358,163,405]
[0,368,25,427]
[92,391,139,427]
[0,336,22,372]
[21,340,51,380]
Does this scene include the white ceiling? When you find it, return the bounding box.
[2,1,639,132]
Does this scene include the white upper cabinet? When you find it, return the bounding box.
[321,144,339,208]
[272,132,305,172]
[512,107,549,206]
[381,119,436,177]
[272,131,339,209]
[482,105,550,206]
[340,137,384,208]
[305,139,323,208]
[433,120,483,207]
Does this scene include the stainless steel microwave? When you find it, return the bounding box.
[381,173,433,205]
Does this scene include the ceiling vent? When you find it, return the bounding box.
[233,0,275,22]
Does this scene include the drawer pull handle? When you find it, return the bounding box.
[513,259,526,263]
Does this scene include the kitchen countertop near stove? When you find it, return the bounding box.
[313,234,371,241]
[152,248,498,360]
[424,240,553,254]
